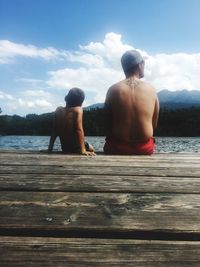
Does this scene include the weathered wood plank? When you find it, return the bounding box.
[0,151,198,159]
[1,151,200,171]
[0,192,200,234]
[0,150,200,265]
[0,237,200,267]
[0,149,199,156]
[1,150,200,158]
[1,173,200,193]
[1,150,200,162]
[1,157,200,167]
[0,164,200,177]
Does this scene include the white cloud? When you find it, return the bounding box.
[23,89,52,98]
[35,99,52,108]
[80,33,132,61]
[145,52,200,91]
[16,78,44,86]
[0,89,54,115]
[46,32,200,104]
[65,52,104,67]
[46,32,137,99]
[17,98,52,109]
[80,33,149,69]
[0,40,66,63]
[1,32,200,115]
[0,91,14,100]
[47,67,123,93]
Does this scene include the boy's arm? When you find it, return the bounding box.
[48,131,57,152]
[48,112,58,152]
[75,108,94,156]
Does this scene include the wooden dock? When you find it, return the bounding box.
[0,150,200,266]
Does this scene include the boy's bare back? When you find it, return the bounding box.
[48,88,95,156]
[54,106,81,152]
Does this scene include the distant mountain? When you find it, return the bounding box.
[158,89,200,103]
[85,90,200,111]
[84,103,104,110]
[158,89,200,108]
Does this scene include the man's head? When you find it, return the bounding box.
[65,88,85,107]
[121,50,145,78]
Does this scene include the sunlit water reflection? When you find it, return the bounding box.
[0,135,200,153]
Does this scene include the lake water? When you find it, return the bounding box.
[0,135,200,153]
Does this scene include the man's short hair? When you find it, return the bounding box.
[121,50,144,76]
[65,88,85,107]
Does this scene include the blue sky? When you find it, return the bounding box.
[0,0,200,115]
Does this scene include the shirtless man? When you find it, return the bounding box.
[48,88,95,156]
[104,50,159,155]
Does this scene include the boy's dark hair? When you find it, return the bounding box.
[65,88,85,107]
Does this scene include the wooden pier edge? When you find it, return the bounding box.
[0,150,200,266]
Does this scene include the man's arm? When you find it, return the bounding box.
[104,88,112,136]
[152,96,160,130]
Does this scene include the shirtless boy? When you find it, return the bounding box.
[104,50,159,155]
[48,88,95,156]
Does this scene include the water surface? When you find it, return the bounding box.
[0,136,200,153]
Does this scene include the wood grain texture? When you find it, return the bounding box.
[1,164,200,178]
[1,173,200,193]
[0,191,200,234]
[0,151,200,266]
[0,237,200,267]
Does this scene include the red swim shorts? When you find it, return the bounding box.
[104,136,155,155]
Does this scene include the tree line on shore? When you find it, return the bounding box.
[0,106,200,136]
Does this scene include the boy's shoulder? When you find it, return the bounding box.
[55,106,83,115]
[70,106,83,114]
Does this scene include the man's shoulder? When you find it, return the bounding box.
[138,80,156,91]
[108,80,126,92]
[109,79,155,91]
[138,81,158,101]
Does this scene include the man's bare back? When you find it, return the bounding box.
[104,50,159,155]
[105,78,159,143]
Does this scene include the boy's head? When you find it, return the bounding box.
[65,88,85,107]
